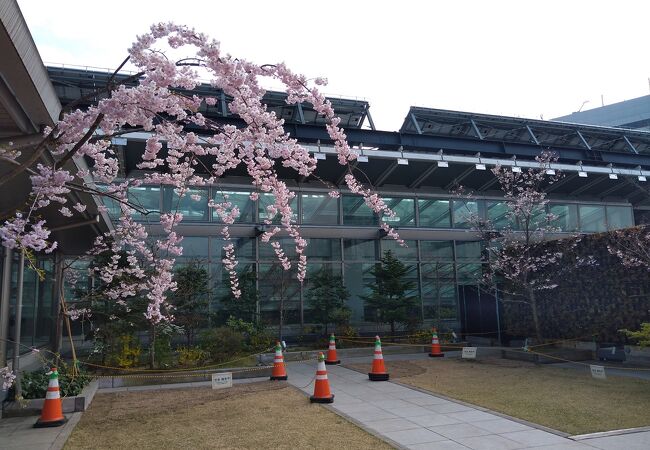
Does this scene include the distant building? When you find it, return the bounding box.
[553,95,650,131]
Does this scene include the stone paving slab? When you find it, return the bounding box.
[286,359,650,450]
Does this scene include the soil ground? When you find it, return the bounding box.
[346,357,650,435]
[65,381,392,449]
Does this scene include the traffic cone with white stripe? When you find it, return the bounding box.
[325,334,340,365]
[34,367,66,428]
[368,335,389,381]
[270,341,288,381]
[310,352,334,403]
[429,327,444,357]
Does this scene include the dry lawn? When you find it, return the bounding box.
[65,382,391,449]
[346,358,650,435]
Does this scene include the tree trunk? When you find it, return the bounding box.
[390,321,395,342]
[149,326,156,369]
[528,287,543,343]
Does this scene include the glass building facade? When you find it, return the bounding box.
[112,184,635,332]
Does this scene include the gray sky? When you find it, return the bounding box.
[17,0,650,131]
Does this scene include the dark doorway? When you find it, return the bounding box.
[458,285,499,338]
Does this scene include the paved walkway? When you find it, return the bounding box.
[287,358,650,450]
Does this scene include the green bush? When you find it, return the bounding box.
[21,366,91,400]
[200,327,244,362]
[177,346,208,367]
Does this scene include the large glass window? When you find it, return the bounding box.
[213,190,255,223]
[579,205,606,233]
[343,239,377,261]
[259,193,297,224]
[342,195,377,226]
[453,200,479,229]
[258,238,296,260]
[163,187,209,221]
[381,239,418,260]
[606,206,633,230]
[381,197,415,227]
[420,241,454,261]
[455,241,482,260]
[128,185,160,220]
[304,238,341,261]
[301,193,339,225]
[258,263,301,325]
[345,263,376,322]
[212,237,255,261]
[418,199,451,228]
[176,236,210,262]
[549,204,579,232]
[487,201,515,230]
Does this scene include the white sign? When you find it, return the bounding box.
[212,372,233,389]
[462,347,477,359]
[590,365,607,380]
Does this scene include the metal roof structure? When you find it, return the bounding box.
[47,66,374,130]
[402,106,650,156]
[45,66,650,206]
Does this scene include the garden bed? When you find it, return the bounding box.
[64,382,391,449]
[2,379,99,418]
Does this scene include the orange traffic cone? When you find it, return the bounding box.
[310,352,334,403]
[368,336,389,381]
[429,328,444,357]
[270,341,288,380]
[34,367,66,428]
[325,334,340,365]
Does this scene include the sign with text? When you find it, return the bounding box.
[590,365,607,380]
[462,347,477,359]
[211,372,233,389]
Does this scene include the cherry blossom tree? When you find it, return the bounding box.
[607,226,650,270]
[456,152,591,342]
[0,23,406,385]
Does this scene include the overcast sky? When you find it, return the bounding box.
[17,0,650,131]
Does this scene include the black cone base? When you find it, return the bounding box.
[310,394,334,403]
[325,360,340,365]
[34,417,67,428]
[270,375,288,381]
[368,373,389,381]
[429,353,444,357]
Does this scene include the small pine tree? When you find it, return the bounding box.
[305,266,351,336]
[362,250,420,337]
[219,268,259,324]
[171,260,210,346]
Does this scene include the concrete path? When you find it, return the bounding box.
[0,413,81,450]
[287,359,650,450]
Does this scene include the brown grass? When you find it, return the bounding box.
[65,381,392,449]
[347,358,650,435]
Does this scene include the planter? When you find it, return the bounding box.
[96,366,272,389]
[2,379,99,418]
[501,347,594,364]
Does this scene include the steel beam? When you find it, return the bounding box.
[477,177,499,191]
[544,173,578,193]
[444,166,475,191]
[374,161,399,186]
[410,113,423,134]
[599,180,629,198]
[624,135,639,154]
[526,125,540,145]
[296,103,306,124]
[409,164,438,189]
[470,119,484,140]
[570,176,607,196]
[365,106,376,131]
[576,130,592,150]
